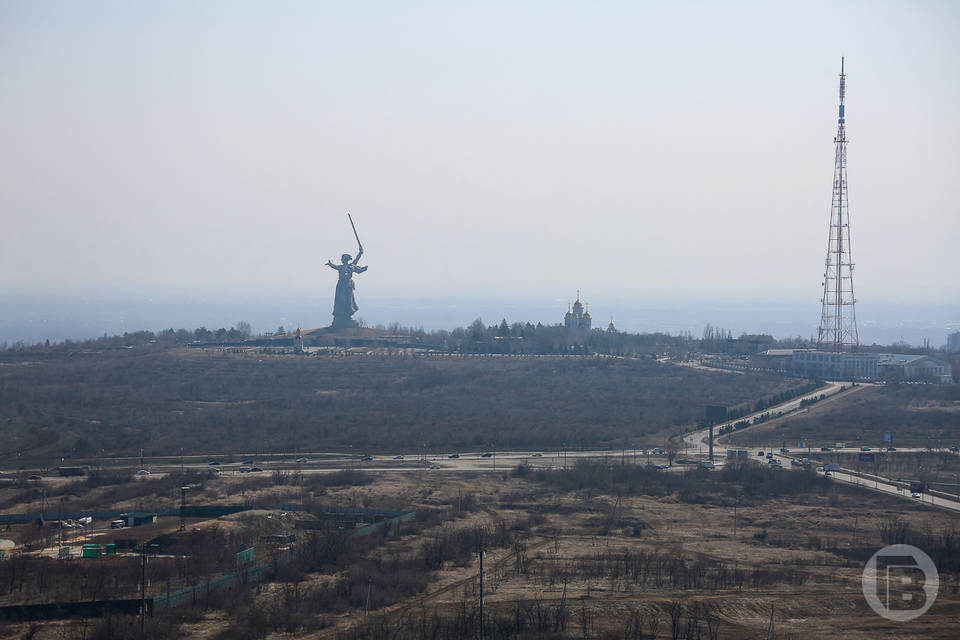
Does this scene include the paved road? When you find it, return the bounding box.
[674,381,960,514]
[818,468,960,513]
[682,380,853,452]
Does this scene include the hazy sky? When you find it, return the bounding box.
[2,1,958,314]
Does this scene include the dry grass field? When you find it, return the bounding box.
[1,462,956,639]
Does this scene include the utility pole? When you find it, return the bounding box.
[478,532,484,639]
[140,547,147,637]
[733,495,739,538]
[816,57,859,352]
[179,486,189,532]
[364,578,372,617]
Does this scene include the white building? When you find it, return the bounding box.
[786,350,952,383]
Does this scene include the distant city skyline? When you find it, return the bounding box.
[2,2,957,334]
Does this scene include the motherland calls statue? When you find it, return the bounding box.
[326,215,367,329]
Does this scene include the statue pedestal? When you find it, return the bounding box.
[331,317,359,330]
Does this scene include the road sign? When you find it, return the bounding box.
[884,433,892,443]
[858,453,875,462]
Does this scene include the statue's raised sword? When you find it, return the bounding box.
[347,213,362,255]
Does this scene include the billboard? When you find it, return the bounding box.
[704,405,727,424]
[859,453,876,462]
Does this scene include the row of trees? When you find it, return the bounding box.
[4,318,806,358]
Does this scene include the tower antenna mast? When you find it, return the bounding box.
[816,57,859,352]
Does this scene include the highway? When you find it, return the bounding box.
[815,468,960,513]
[674,381,960,514]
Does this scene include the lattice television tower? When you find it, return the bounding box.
[816,57,859,352]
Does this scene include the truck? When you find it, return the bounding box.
[823,463,841,472]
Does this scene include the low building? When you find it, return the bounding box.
[787,350,952,383]
[122,512,157,527]
[876,353,953,383]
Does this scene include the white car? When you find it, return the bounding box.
[136,469,151,475]
[428,464,441,470]
[911,492,922,499]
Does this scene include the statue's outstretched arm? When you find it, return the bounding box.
[352,246,364,263]
[326,261,338,269]
[356,265,368,273]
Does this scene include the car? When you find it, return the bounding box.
[780,448,789,453]
[250,467,263,472]
[428,464,441,470]
[136,469,150,475]
[393,455,404,460]
[239,467,251,473]
[531,453,543,457]
[242,460,254,465]
[911,492,922,499]
[208,461,221,465]
[950,446,958,453]
[816,466,825,473]
[110,520,125,529]
[481,452,493,458]
[655,464,669,469]
[448,453,460,459]
[820,447,831,452]
[791,459,803,466]
[27,474,42,480]
[360,456,373,461]
[766,452,774,459]
[767,458,781,465]
[824,471,833,477]
[295,457,308,463]
[860,447,871,452]
[757,451,764,457]
[887,447,897,451]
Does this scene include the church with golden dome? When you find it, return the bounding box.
[564,291,592,345]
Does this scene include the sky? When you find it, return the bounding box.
[1,1,958,342]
